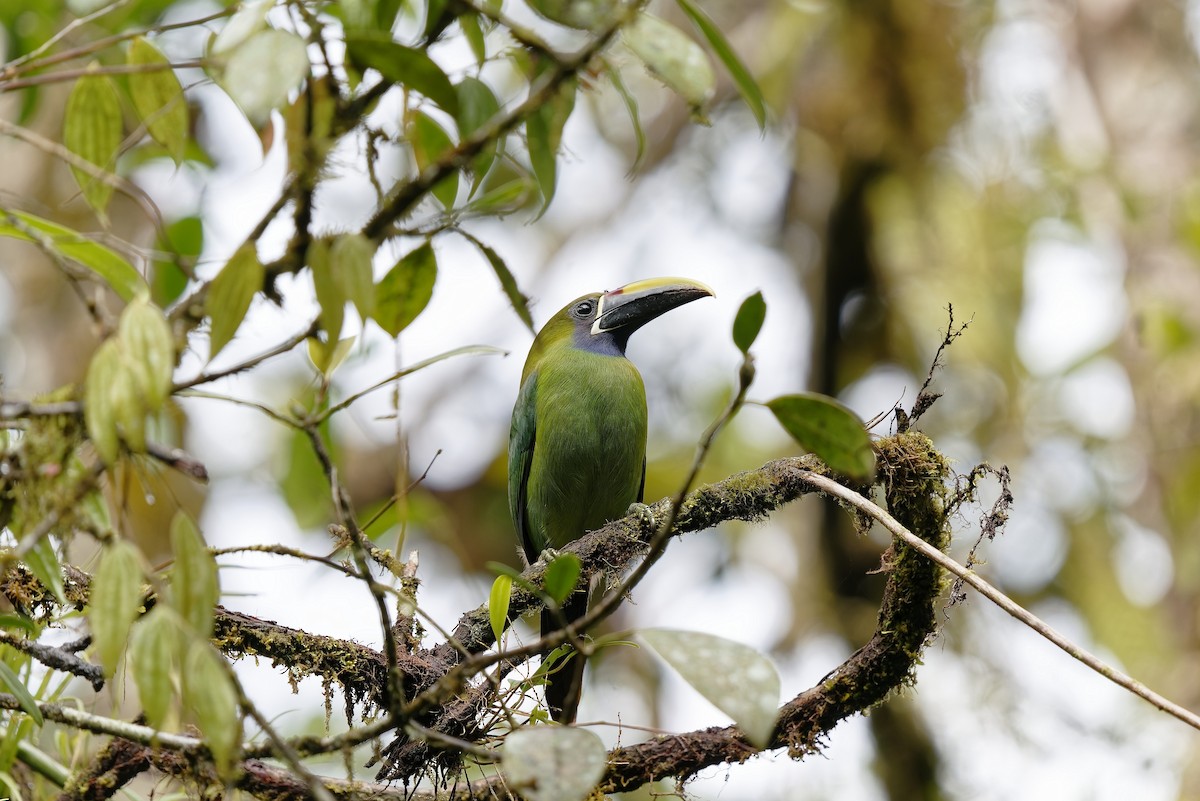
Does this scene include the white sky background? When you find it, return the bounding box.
[61,0,1195,797]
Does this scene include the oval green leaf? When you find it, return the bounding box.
[501,727,606,801]
[206,243,263,359]
[766,393,876,482]
[90,539,146,677]
[373,241,437,337]
[130,606,180,727]
[169,512,219,638]
[525,80,575,215]
[308,237,344,341]
[409,110,458,209]
[471,238,533,332]
[118,296,174,409]
[128,37,189,163]
[488,574,513,643]
[219,29,309,128]
[84,339,124,464]
[543,553,581,606]
[622,13,715,114]
[182,640,241,779]
[344,32,459,115]
[64,66,123,214]
[640,628,779,748]
[24,537,66,607]
[330,233,377,319]
[732,291,765,354]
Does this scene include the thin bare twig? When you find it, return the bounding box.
[799,470,1200,732]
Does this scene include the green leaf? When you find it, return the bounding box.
[409,110,458,209]
[543,553,581,605]
[488,574,512,643]
[455,76,501,192]
[459,12,487,66]
[218,29,309,128]
[130,606,180,727]
[169,512,219,638]
[153,216,201,306]
[373,242,437,337]
[90,539,146,677]
[24,538,66,607]
[0,662,42,726]
[206,243,263,360]
[525,80,576,215]
[732,291,765,354]
[117,296,175,409]
[344,32,459,116]
[465,175,535,215]
[605,66,646,172]
[470,239,534,332]
[127,37,189,163]
[209,0,272,56]
[308,237,344,341]
[640,628,779,748]
[0,209,146,302]
[674,0,766,128]
[63,66,123,215]
[0,615,37,635]
[622,13,715,114]
[182,640,241,780]
[84,339,124,463]
[501,727,606,801]
[765,393,876,482]
[527,0,618,29]
[330,233,377,319]
[108,352,147,453]
[307,335,356,377]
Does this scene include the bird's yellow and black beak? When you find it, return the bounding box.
[591,277,715,336]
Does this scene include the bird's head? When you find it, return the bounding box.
[525,277,715,372]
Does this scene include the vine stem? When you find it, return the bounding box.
[801,470,1200,732]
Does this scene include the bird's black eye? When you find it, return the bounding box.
[572,300,596,319]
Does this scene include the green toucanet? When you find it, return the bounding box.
[508,276,714,722]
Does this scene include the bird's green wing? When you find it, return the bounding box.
[508,372,538,562]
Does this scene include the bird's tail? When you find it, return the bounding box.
[542,590,589,723]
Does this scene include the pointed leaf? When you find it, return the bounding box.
[471,239,533,332]
[527,0,618,29]
[182,640,241,779]
[118,296,174,409]
[0,662,42,726]
[640,628,779,748]
[732,291,765,355]
[606,66,646,172]
[219,29,309,128]
[622,13,715,114]
[330,233,377,320]
[502,727,606,801]
[766,393,876,481]
[84,339,124,463]
[130,606,180,727]
[675,0,766,128]
[308,237,344,340]
[210,0,272,56]
[0,209,146,301]
[525,80,575,214]
[488,574,512,643]
[24,538,65,607]
[373,242,437,337]
[90,540,146,677]
[128,37,189,162]
[307,335,356,377]
[460,12,487,66]
[543,553,581,605]
[455,77,501,192]
[206,244,263,359]
[409,111,458,209]
[109,358,147,453]
[169,512,219,638]
[344,32,459,115]
[63,67,123,214]
[153,216,201,306]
